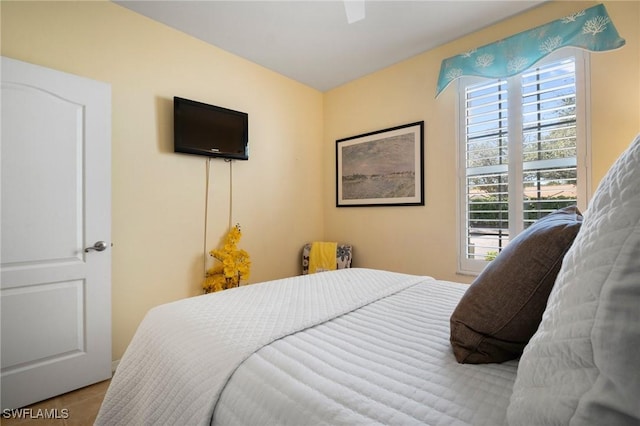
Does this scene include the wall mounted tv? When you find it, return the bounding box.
[174,96,248,160]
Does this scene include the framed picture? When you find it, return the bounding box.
[336,121,424,207]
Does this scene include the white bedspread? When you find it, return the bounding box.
[95,268,426,425]
[214,279,519,426]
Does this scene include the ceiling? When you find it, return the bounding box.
[115,1,546,92]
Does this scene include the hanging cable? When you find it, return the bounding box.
[203,157,211,278]
[204,158,233,279]
[228,160,233,228]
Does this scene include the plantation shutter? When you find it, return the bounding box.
[464,79,510,261]
[461,56,579,265]
[521,59,578,227]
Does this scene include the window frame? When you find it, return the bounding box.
[456,49,591,276]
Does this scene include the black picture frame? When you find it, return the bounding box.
[336,121,424,207]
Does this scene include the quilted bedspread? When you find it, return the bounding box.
[214,279,518,425]
[95,268,427,425]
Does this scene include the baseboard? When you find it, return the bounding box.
[111,359,120,373]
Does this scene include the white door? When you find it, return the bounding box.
[1,56,112,409]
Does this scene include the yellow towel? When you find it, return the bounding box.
[308,242,337,274]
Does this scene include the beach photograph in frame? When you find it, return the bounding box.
[336,121,424,207]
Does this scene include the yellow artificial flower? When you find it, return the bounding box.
[202,224,251,293]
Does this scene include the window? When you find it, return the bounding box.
[458,51,589,275]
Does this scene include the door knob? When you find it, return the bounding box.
[85,241,108,252]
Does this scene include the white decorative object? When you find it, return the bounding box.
[539,36,563,53]
[583,15,611,35]
[507,56,529,73]
[475,53,495,68]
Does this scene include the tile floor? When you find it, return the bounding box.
[1,380,110,426]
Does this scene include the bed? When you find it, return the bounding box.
[96,133,640,426]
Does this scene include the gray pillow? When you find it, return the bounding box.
[508,134,640,425]
[450,206,583,364]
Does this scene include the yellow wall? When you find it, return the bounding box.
[1,1,325,360]
[2,1,638,362]
[324,0,640,284]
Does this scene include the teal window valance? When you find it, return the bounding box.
[436,4,625,97]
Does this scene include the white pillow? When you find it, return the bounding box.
[507,134,640,426]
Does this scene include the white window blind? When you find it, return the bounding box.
[521,60,578,226]
[458,52,588,274]
[464,79,510,263]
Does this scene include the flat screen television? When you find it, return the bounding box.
[174,96,248,160]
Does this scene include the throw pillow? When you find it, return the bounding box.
[450,205,582,364]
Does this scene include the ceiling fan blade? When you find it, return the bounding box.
[344,0,365,24]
